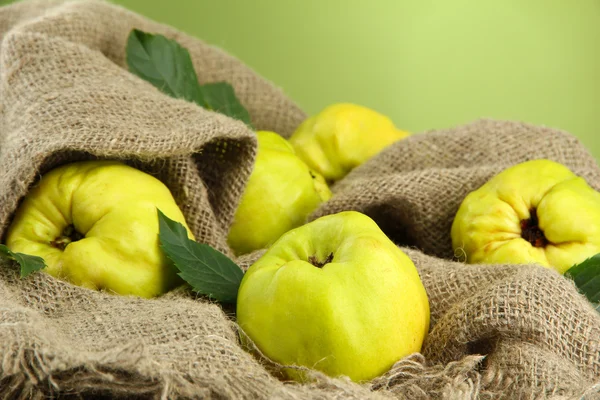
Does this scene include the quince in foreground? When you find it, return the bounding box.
[237,211,430,382]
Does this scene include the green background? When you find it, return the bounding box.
[8,0,600,160]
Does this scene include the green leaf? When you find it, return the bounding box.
[157,209,244,303]
[565,253,600,305]
[126,29,253,128]
[126,29,204,105]
[0,244,47,278]
[201,82,253,127]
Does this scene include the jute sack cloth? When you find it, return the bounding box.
[0,0,599,399]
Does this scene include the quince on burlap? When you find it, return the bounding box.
[0,0,598,399]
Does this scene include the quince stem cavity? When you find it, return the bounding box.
[520,208,548,248]
[50,224,84,250]
[308,252,334,268]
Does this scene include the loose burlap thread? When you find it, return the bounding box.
[1,0,599,399]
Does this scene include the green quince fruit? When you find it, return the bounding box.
[451,159,600,274]
[288,103,411,183]
[227,130,332,256]
[236,211,430,383]
[5,160,194,298]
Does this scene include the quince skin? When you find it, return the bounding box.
[5,160,194,298]
[451,159,600,274]
[288,103,411,182]
[227,130,331,256]
[236,211,430,382]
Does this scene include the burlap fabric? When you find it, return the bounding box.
[1,0,599,398]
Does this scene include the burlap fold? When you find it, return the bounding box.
[1,0,599,399]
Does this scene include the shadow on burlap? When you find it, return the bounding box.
[0,0,599,399]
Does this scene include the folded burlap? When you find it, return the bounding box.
[1,0,598,399]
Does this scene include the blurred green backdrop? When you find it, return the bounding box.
[108,0,600,158]
[7,0,600,159]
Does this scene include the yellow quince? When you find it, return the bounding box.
[5,160,193,298]
[451,159,600,274]
[289,103,411,182]
[237,211,430,383]
[227,130,332,256]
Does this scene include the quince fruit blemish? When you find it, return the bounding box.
[227,130,332,256]
[236,211,430,383]
[451,159,600,274]
[5,160,194,298]
[288,103,411,183]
